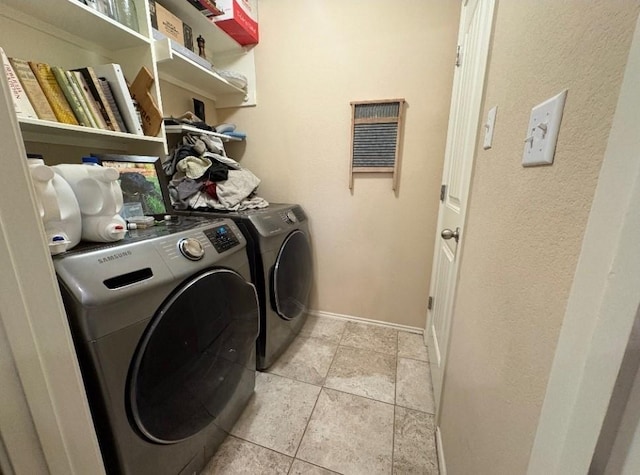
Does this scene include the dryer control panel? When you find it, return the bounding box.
[204,224,240,253]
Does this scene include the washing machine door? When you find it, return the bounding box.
[273,230,313,321]
[128,268,259,444]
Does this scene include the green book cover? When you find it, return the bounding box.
[51,66,91,127]
[65,71,98,128]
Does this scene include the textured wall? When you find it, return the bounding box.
[220,0,460,327]
[439,2,640,474]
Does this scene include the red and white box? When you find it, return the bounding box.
[211,0,259,46]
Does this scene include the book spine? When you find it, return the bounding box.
[66,71,99,128]
[88,67,122,132]
[73,71,108,129]
[92,64,143,135]
[8,57,57,121]
[51,66,91,127]
[0,48,38,119]
[72,68,115,131]
[98,78,127,133]
[29,62,79,125]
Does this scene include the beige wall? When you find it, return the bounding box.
[220,0,461,328]
[439,2,640,474]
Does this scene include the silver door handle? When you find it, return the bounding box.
[441,227,460,243]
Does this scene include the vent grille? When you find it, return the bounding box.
[354,102,401,120]
[353,123,398,167]
[349,99,406,191]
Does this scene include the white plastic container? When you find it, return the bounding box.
[27,158,82,255]
[53,159,127,242]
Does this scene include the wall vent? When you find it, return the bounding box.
[350,98,406,191]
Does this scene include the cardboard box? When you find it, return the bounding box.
[211,0,258,46]
[152,2,185,46]
[149,1,194,49]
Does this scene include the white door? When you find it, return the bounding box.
[426,0,495,416]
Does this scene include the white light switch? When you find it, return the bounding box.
[483,106,497,150]
[522,89,568,167]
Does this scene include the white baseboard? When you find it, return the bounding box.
[308,309,423,334]
[436,426,447,475]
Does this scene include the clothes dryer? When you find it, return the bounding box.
[181,204,313,370]
[54,217,259,475]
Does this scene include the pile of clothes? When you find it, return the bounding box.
[164,134,268,212]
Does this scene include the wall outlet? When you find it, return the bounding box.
[483,106,497,150]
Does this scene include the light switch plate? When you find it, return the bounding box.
[483,106,497,150]
[522,89,568,167]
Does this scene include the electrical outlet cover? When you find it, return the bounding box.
[522,89,568,167]
[483,106,497,150]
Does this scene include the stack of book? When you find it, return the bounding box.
[1,47,144,136]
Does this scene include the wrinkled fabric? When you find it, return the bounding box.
[200,135,226,156]
[176,156,212,179]
[165,133,269,212]
[187,169,268,211]
[188,192,269,211]
[216,169,261,208]
[203,180,217,199]
[168,177,202,210]
[202,161,229,182]
[203,151,241,170]
[163,143,194,176]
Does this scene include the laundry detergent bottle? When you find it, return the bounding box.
[27,157,82,255]
[53,159,126,242]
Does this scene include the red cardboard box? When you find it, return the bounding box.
[211,0,258,46]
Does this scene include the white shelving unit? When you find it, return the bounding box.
[0,0,166,159]
[153,0,257,108]
[0,0,151,50]
[164,124,243,142]
[154,37,247,103]
[0,0,256,154]
[19,117,166,150]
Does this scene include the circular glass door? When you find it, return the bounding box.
[273,230,313,321]
[128,268,259,444]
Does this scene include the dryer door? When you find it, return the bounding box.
[273,230,313,321]
[128,268,259,444]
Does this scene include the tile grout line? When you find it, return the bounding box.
[225,434,296,461]
[288,321,348,472]
[398,355,430,363]
[289,323,345,463]
[391,330,399,475]
[394,401,436,416]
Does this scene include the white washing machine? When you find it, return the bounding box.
[54,217,259,474]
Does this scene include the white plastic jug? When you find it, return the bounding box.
[53,161,126,242]
[27,158,82,255]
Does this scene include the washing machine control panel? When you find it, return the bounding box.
[204,224,240,253]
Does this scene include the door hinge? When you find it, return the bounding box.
[428,296,434,310]
[455,45,462,67]
[440,184,446,202]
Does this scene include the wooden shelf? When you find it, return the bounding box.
[164,124,243,142]
[19,117,165,150]
[154,38,247,103]
[0,0,150,51]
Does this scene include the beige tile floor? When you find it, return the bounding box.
[201,316,439,475]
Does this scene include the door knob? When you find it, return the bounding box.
[441,227,460,243]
